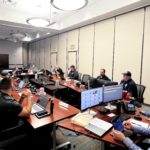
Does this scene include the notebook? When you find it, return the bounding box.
[31,95,49,114]
[71,112,112,137]
[85,118,113,137]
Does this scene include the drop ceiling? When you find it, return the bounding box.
[0,0,149,42]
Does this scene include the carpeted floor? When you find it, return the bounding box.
[56,127,102,150]
[55,104,150,150]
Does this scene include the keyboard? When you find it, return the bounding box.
[31,104,43,114]
[85,123,105,136]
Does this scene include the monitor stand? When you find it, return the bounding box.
[105,103,116,110]
[85,109,97,116]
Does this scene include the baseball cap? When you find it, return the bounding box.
[122,71,132,76]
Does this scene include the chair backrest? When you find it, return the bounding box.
[136,84,146,103]
[78,73,82,81]
[81,74,91,84]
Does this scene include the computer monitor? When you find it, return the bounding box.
[81,87,103,110]
[22,69,28,73]
[103,84,123,103]
[96,79,118,87]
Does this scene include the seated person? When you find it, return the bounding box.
[68,65,79,80]
[120,71,137,99]
[96,68,111,81]
[43,69,52,77]
[0,78,52,149]
[0,78,33,131]
[13,65,19,73]
[28,64,38,73]
[53,65,64,79]
[113,120,150,150]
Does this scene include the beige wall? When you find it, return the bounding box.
[114,9,144,83]
[28,6,150,105]
[93,18,115,79]
[142,7,150,104]
[79,25,94,75]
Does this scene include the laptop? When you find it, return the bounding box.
[16,81,24,91]
[85,118,113,137]
[31,95,49,114]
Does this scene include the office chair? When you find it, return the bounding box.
[0,119,28,149]
[81,74,91,85]
[136,84,146,103]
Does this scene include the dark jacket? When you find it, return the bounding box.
[68,71,79,80]
[0,93,23,130]
[96,75,111,81]
[120,79,138,98]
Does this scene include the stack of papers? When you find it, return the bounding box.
[130,119,149,128]
[71,112,113,137]
[71,112,93,127]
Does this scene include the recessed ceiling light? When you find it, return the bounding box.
[50,0,88,11]
[11,32,26,39]
[22,36,32,42]
[26,17,50,27]
[36,33,40,38]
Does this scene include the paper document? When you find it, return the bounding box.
[130,119,149,128]
[85,118,113,137]
[71,113,93,127]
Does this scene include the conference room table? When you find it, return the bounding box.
[11,83,80,150]
[30,78,67,97]
[51,75,83,93]
[58,104,150,149]
[16,73,35,82]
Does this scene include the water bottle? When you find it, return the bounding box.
[55,80,59,88]
[50,99,54,114]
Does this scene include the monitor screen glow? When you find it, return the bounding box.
[81,87,103,110]
[103,84,123,103]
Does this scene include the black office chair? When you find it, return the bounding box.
[136,84,146,103]
[0,119,28,150]
[81,74,91,85]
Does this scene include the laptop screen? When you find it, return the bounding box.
[37,95,49,108]
[19,81,24,89]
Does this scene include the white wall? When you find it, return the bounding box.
[0,40,22,67]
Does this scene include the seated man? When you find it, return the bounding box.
[28,64,38,73]
[96,68,111,81]
[53,65,64,79]
[0,78,33,131]
[113,120,150,150]
[68,65,79,80]
[120,71,137,99]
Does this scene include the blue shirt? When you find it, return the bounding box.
[123,125,150,150]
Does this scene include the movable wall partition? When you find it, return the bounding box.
[28,6,150,105]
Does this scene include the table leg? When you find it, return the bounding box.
[51,123,71,150]
[52,123,56,150]
[100,141,105,150]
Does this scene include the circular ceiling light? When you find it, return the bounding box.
[26,17,50,27]
[50,0,88,11]
[11,32,26,39]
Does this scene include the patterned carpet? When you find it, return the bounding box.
[56,127,102,150]
[55,104,150,150]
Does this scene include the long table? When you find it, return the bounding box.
[51,76,83,93]
[11,87,80,149]
[58,104,149,149]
